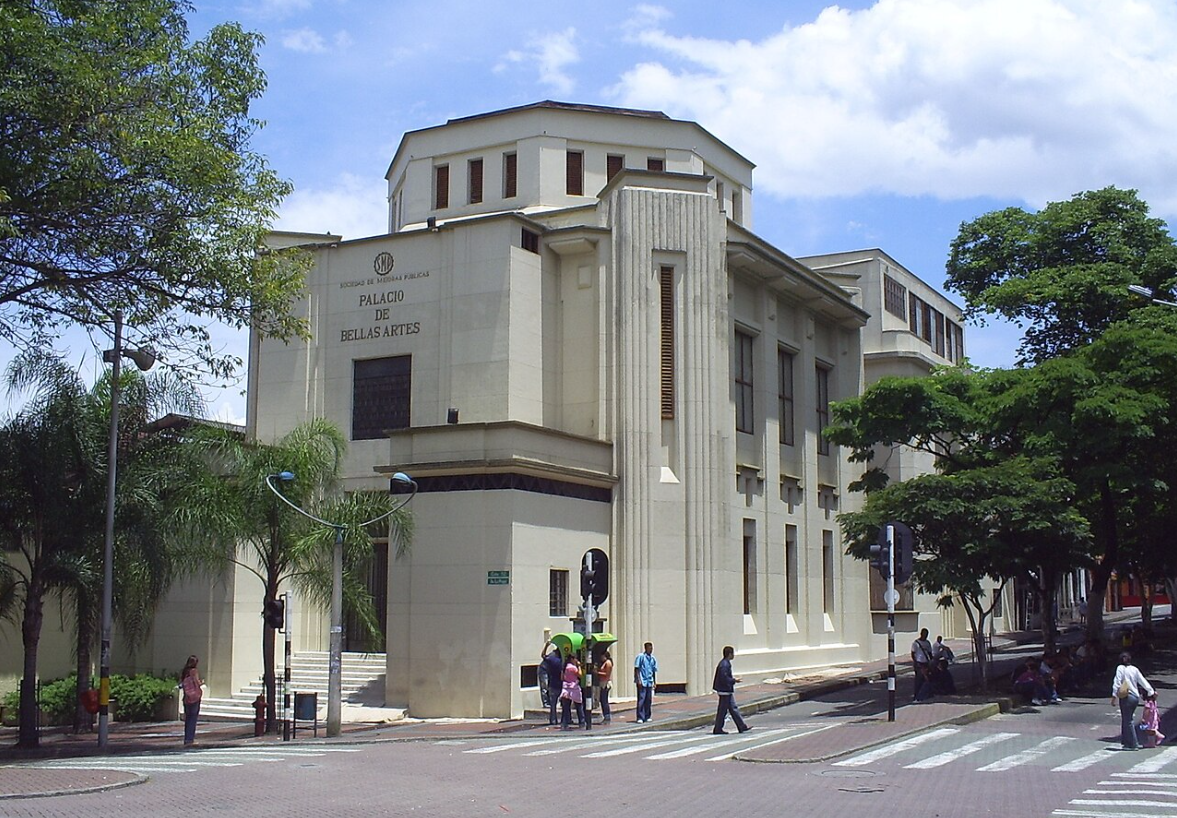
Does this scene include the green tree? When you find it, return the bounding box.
[0,0,310,380]
[826,366,1098,655]
[946,186,1177,364]
[175,419,411,732]
[838,458,1088,686]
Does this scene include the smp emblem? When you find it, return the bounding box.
[373,252,395,276]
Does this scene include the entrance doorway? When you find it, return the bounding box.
[344,540,388,653]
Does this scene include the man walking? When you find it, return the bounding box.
[911,628,933,700]
[634,642,657,723]
[712,646,751,735]
[540,640,564,725]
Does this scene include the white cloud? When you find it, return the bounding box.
[244,0,312,18]
[210,399,247,428]
[276,172,389,241]
[608,0,1177,216]
[281,27,327,53]
[333,30,354,50]
[496,28,580,95]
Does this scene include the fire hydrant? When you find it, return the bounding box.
[252,694,267,737]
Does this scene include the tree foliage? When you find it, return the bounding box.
[946,187,1177,364]
[0,0,310,380]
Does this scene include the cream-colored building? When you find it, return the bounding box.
[1,102,1014,714]
[246,101,949,720]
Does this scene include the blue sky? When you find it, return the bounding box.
[12,0,1177,422]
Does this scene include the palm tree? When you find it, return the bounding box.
[1,351,203,742]
[176,418,411,731]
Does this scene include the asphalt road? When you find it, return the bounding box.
[3,646,1174,818]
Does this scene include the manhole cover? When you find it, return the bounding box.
[817,769,882,778]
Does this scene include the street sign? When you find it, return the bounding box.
[487,570,510,586]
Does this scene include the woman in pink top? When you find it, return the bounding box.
[559,655,586,730]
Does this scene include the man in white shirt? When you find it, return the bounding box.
[911,628,933,700]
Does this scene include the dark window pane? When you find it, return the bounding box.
[353,356,411,440]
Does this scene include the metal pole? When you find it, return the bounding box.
[283,591,292,741]
[98,311,123,749]
[327,526,344,737]
[886,523,896,723]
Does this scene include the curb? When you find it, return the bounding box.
[0,771,148,800]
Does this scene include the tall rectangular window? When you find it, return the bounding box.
[716,181,725,211]
[921,302,933,342]
[433,164,449,209]
[647,156,664,172]
[660,266,675,419]
[549,569,568,617]
[521,228,539,254]
[502,152,517,198]
[352,356,411,440]
[816,364,831,455]
[822,530,835,614]
[934,310,946,357]
[743,521,757,615]
[468,158,483,204]
[785,525,799,616]
[883,275,907,319]
[732,190,744,223]
[952,323,964,362]
[566,150,584,195]
[607,154,624,181]
[778,347,795,446]
[734,329,755,434]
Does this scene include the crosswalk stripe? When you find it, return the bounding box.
[1069,799,1177,809]
[1085,789,1177,797]
[524,736,660,756]
[1053,751,1111,772]
[1113,773,1177,780]
[466,739,553,754]
[1054,810,1175,818]
[905,732,1018,769]
[1128,747,1177,773]
[46,760,247,768]
[644,728,792,760]
[582,734,717,758]
[977,735,1074,772]
[833,727,959,767]
[705,724,837,762]
[1096,781,1177,788]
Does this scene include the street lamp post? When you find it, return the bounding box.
[1129,284,1177,308]
[98,311,155,749]
[265,471,417,737]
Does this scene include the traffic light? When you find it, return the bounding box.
[580,548,609,607]
[263,598,285,630]
[869,534,891,579]
[891,521,914,585]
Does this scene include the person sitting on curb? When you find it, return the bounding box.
[1013,658,1056,706]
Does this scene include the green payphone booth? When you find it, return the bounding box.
[550,631,616,727]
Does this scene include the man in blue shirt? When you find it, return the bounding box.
[540,640,565,725]
[634,642,657,723]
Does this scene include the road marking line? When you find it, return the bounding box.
[905,732,1017,769]
[977,735,1074,771]
[524,736,662,756]
[44,760,247,768]
[1129,747,1177,773]
[642,729,792,760]
[833,727,960,767]
[1054,810,1176,818]
[1068,799,1177,809]
[705,724,837,762]
[1113,773,1177,780]
[581,734,716,758]
[1053,751,1111,772]
[465,739,554,754]
[1097,781,1177,788]
[1085,790,1177,796]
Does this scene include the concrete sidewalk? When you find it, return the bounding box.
[0,628,1061,798]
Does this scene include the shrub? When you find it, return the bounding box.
[2,672,178,725]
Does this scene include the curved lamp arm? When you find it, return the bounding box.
[264,471,417,532]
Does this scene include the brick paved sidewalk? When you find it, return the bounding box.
[0,627,1062,798]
